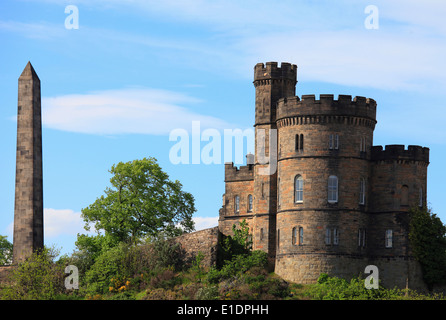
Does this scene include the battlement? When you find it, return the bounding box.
[254,62,297,83]
[276,94,377,123]
[371,145,430,163]
[225,162,254,182]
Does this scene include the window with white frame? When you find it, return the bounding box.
[295,175,303,203]
[329,134,339,150]
[333,228,339,245]
[328,175,338,203]
[359,178,366,205]
[234,195,240,213]
[385,229,393,248]
[325,228,339,245]
[248,194,253,212]
[325,228,331,245]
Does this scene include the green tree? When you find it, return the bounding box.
[0,235,13,265]
[81,157,196,244]
[409,206,446,289]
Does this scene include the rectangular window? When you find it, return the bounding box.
[248,194,253,212]
[292,227,297,245]
[359,178,366,205]
[277,229,280,250]
[234,196,240,213]
[385,229,393,248]
[325,228,331,245]
[260,228,264,241]
[328,176,338,203]
[333,228,339,245]
[295,175,303,203]
[358,228,366,248]
[329,134,339,150]
[299,227,304,245]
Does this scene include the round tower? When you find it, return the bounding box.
[274,94,377,283]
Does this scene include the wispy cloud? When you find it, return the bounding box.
[42,87,232,135]
[0,20,65,39]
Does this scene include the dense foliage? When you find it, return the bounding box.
[0,236,13,265]
[409,206,446,289]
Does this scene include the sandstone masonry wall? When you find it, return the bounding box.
[172,227,220,270]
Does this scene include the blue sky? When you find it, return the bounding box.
[1,0,445,256]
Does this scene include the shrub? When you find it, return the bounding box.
[84,243,129,295]
[306,273,403,300]
[1,247,66,300]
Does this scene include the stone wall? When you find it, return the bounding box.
[172,227,220,270]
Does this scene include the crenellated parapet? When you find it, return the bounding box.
[276,94,377,128]
[371,145,430,164]
[224,162,254,182]
[253,62,297,85]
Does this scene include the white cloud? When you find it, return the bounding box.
[193,216,218,231]
[4,208,92,242]
[44,208,91,238]
[42,87,232,135]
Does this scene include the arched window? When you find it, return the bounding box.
[295,175,303,203]
[359,178,366,205]
[328,175,338,203]
[401,185,409,206]
[247,194,253,212]
[234,195,240,213]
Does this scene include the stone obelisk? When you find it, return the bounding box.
[13,62,44,263]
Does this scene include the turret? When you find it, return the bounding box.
[254,62,297,125]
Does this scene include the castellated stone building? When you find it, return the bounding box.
[219,62,430,290]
